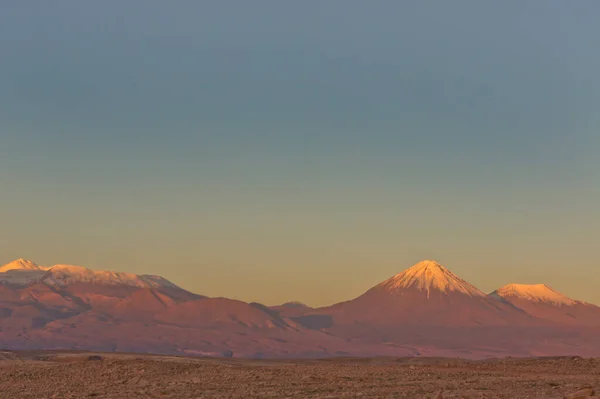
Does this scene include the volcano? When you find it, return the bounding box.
[315,260,534,326]
[491,283,600,326]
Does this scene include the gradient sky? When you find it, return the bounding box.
[1,1,599,307]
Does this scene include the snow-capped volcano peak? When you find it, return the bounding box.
[0,259,44,272]
[492,283,576,306]
[377,260,485,298]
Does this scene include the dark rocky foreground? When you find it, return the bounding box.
[1,351,599,398]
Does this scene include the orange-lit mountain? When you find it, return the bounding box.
[490,283,600,326]
[2,258,600,358]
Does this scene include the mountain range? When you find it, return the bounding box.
[1,258,599,359]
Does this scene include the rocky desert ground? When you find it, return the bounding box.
[1,351,599,399]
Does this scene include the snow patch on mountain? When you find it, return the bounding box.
[0,259,180,290]
[377,260,485,298]
[491,283,576,306]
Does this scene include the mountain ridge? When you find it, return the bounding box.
[3,258,595,307]
[0,259,180,290]
[2,258,600,359]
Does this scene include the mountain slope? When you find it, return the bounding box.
[270,302,313,318]
[491,283,600,326]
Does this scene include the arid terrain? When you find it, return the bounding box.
[1,351,599,399]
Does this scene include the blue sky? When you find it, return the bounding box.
[1,1,599,306]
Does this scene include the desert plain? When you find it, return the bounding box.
[1,351,599,399]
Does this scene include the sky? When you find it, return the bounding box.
[1,1,599,307]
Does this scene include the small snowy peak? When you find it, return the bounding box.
[492,283,576,306]
[0,259,44,272]
[377,260,485,298]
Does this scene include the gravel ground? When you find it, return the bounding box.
[0,352,599,398]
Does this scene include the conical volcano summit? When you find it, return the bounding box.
[372,260,485,297]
